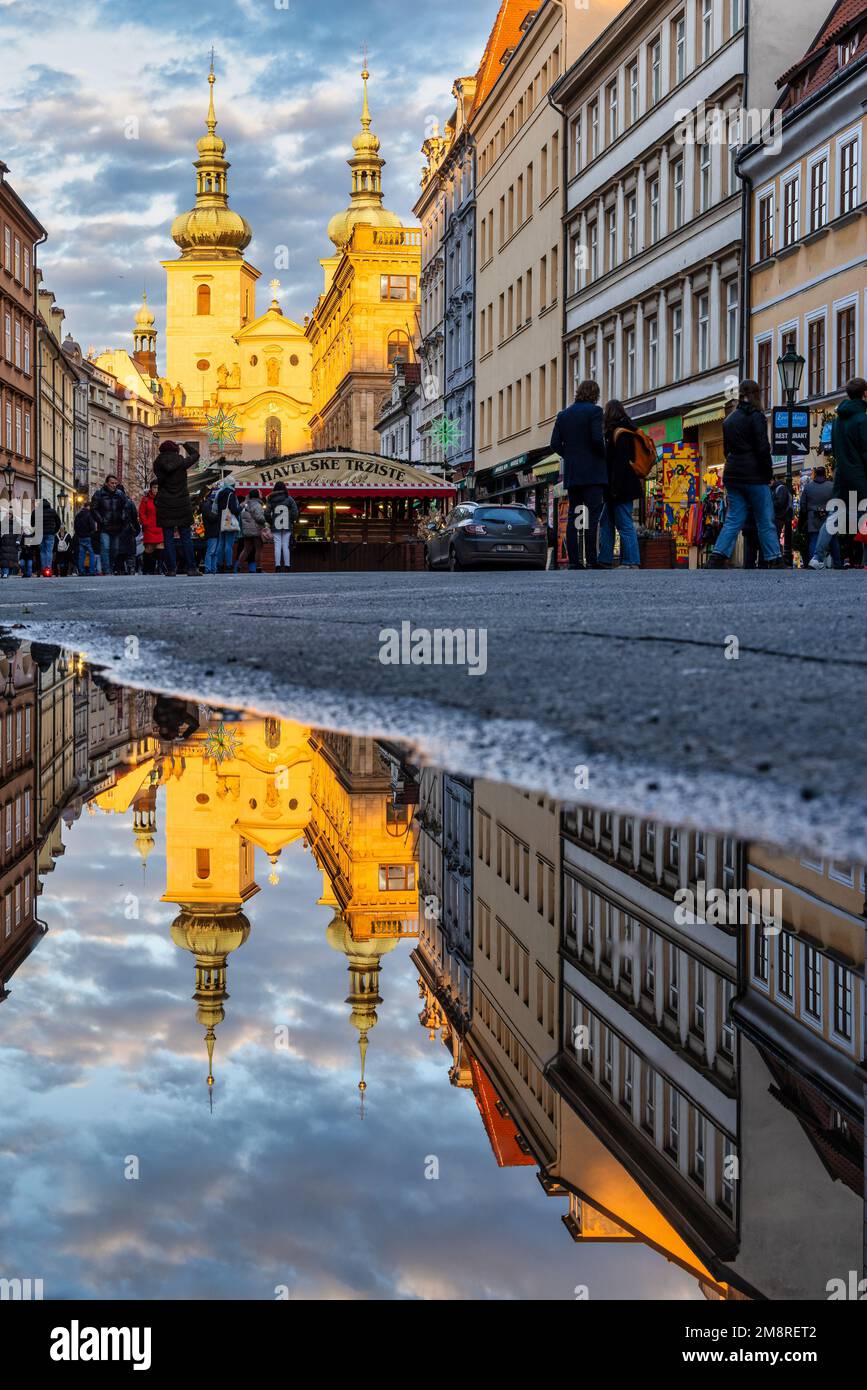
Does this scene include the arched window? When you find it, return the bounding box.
[387,330,410,366]
[196,284,211,316]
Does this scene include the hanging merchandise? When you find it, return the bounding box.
[660,443,702,562]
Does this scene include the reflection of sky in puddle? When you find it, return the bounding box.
[1,803,695,1300]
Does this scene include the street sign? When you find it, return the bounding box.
[772,408,810,455]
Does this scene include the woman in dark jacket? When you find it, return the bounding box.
[550,379,607,568]
[708,382,784,568]
[153,439,201,576]
[0,524,19,577]
[598,400,644,568]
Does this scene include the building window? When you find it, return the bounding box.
[719,980,734,1057]
[572,115,582,173]
[697,292,709,371]
[644,1067,656,1132]
[605,336,616,400]
[381,274,417,301]
[589,220,598,279]
[667,1087,680,1158]
[379,863,415,891]
[782,177,799,246]
[589,100,599,159]
[672,157,684,228]
[699,144,712,211]
[606,206,617,269]
[649,177,660,243]
[808,318,825,396]
[809,157,828,231]
[778,932,794,1001]
[701,0,713,60]
[196,284,211,315]
[647,316,658,389]
[720,1142,735,1212]
[758,192,774,259]
[804,945,822,1020]
[628,61,639,122]
[840,138,859,214]
[607,80,619,142]
[726,280,738,361]
[622,1049,634,1109]
[626,194,637,256]
[693,965,705,1035]
[671,304,683,379]
[626,327,636,396]
[836,305,855,386]
[753,923,771,982]
[833,962,852,1040]
[387,330,410,365]
[693,1111,706,1184]
[757,338,772,405]
[650,38,661,104]
[667,943,680,1013]
[674,14,686,82]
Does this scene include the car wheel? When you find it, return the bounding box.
[448,546,462,572]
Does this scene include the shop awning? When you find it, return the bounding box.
[229,450,455,497]
[682,401,727,429]
[532,453,561,479]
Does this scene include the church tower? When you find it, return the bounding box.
[131,292,158,381]
[162,58,260,405]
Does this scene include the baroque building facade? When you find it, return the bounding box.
[306,68,421,455]
[0,162,43,507]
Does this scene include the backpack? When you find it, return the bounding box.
[617,427,657,478]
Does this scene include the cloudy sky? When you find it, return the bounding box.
[0,0,497,370]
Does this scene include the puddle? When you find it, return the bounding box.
[0,638,863,1301]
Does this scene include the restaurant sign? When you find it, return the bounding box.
[233,451,453,494]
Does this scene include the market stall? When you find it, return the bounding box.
[224,450,456,571]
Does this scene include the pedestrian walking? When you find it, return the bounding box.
[215,475,242,572]
[707,381,784,568]
[598,400,647,569]
[153,439,201,576]
[201,483,224,574]
[115,504,141,575]
[37,497,61,574]
[0,507,19,577]
[809,378,867,569]
[798,465,838,568]
[138,480,165,575]
[73,497,101,575]
[91,474,138,574]
[239,488,268,572]
[550,379,607,569]
[54,522,74,576]
[266,480,299,571]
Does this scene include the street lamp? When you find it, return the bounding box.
[776,344,806,566]
[2,461,14,497]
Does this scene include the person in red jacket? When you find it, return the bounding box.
[138,480,164,575]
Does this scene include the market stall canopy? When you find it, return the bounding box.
[228,450,455,497]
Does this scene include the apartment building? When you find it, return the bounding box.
[729,843,864,1297]
[470,783,561,1166]
[557,0,746,483]
[36,281,75,513]
[740,0,867,472]
[473,0,623,503]
[84,357,130,494]
[0,163,44,506]
[442,78,479,479]
[549,807,743,1287]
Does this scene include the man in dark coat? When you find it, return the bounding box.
[153,439,201,576]
[708,381,783,567]
[92,475,138,574]
[73,499,101,575]
[550,379,607,568]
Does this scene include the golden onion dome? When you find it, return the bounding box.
[171,63,252,260]
[134,291,155,328]
[327,202,402,251]
[170,906,251,959]
[327,65,403,251]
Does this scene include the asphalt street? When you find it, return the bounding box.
[4,568,866,861]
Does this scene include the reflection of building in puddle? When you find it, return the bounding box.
[413,776,865,1299]
[309,731,419,1096]
[0,639,42,1002]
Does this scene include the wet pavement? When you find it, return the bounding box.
[6,569,867,863]
[0,639,863,1301]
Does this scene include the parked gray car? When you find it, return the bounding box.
[424,503,547,570]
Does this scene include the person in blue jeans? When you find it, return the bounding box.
[598,399,644,567]
[708,382,784,568]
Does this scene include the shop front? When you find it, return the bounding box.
[637,403,728,567]
[228,451,455,571]
[474,449,553,513]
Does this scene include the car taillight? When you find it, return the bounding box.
[463,523,487,536]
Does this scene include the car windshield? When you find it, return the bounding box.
[473,507,536,524]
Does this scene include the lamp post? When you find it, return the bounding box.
[776,344,805,566]
[2,461,14,498]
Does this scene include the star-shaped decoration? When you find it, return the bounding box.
[430,415,463,454]
[203,723,240,764]
[203,406,241,450]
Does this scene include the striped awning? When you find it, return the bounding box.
[682,401,727,429]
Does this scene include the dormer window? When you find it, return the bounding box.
[839,33,859,66]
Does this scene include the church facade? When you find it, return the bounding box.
[152,64,313,462]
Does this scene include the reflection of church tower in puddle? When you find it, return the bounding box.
[158,712,312,1101]
[307,732,419,1098]
[132,780,158,870]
